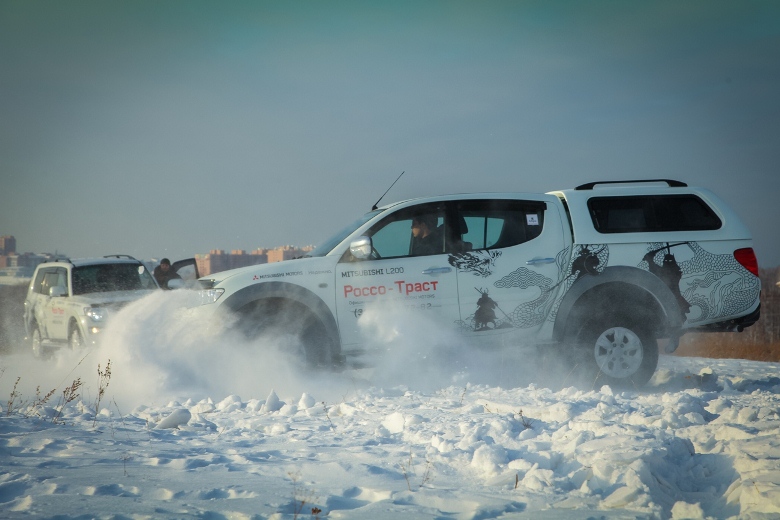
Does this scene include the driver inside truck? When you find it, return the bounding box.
[411,213,443,256]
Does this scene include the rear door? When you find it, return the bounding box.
[451,197,568,345]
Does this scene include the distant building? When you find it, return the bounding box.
[195,245,313,276]
[4,253,38,269]
[0,236,59,285]
[196,248,268,277]
[0,235,16,255]
[267,245,312,263]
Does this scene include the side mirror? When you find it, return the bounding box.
[167,279,185,290]
[349,236,373,260]
[49,285,68,297]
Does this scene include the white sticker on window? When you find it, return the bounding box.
[526,214,539,226]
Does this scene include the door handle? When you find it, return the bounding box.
[526,258,555,265]
[422,267,452,275]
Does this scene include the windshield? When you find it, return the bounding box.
[305,209,384,257]
[72,263,158,295]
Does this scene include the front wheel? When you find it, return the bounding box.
[69,325,84,350]
[236,298,337,368]
[31,324,44,358]
[575,318,658,388]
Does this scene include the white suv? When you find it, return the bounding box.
[192,180,761,386]
[23,255,197,356]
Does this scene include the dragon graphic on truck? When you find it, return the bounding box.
[640,241,760,324]
[451,239,759,334]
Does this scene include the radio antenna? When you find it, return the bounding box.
[372,171,405,210]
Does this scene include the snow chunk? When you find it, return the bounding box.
[737,406,758,423]
[508,458,535,474]
[262,390,284,413]
[405,413,426,426]
[279,404,297,416]
[155,408,191,429]
[216,395,243,412]
[715,425,753,441]
[522,465,554,490]
[298,393,316,409]
[431,435,455,454]
[264,423,290,435]
[191,398,215,414]
[471,443,507,476]
[671,501,705,519]
[382,412,405,434]
[245,399,263,412]
[602,485,641,508]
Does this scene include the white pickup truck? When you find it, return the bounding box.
[194,180,761,386]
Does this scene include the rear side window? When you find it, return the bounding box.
[456,200,546,250]
[588,195,721,233]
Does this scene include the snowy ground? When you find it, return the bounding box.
[1,292,779,519]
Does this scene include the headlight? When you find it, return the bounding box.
[85,307,106,321]
[198,288,225,305]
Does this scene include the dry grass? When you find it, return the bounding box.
[675,267,780,363]
[674,335,780,362]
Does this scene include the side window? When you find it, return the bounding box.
[461,216,505,249]
[40,268,66,296]
[588,195,722,233]
[366,203,446,258]
[456,200,546,250]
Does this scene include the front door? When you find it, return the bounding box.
[335,202,460,348]
[43,267,69,340]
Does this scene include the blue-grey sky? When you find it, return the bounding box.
[2,1,779,266]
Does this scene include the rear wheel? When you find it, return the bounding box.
[572,315,658,388]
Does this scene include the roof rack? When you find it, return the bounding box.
[43,257,71,264]
[575,179,688,190]
[103,254,139,260]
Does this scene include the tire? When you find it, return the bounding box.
[572,315,659,388]
[30,324,46,359]
[236,298,335,367]
[69,325,84,350]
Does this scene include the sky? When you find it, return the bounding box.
[1,1,779,266]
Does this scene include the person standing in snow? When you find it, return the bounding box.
[153,258,180,289]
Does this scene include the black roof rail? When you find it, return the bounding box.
[103,254,139,260]
[575,179,688,190]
